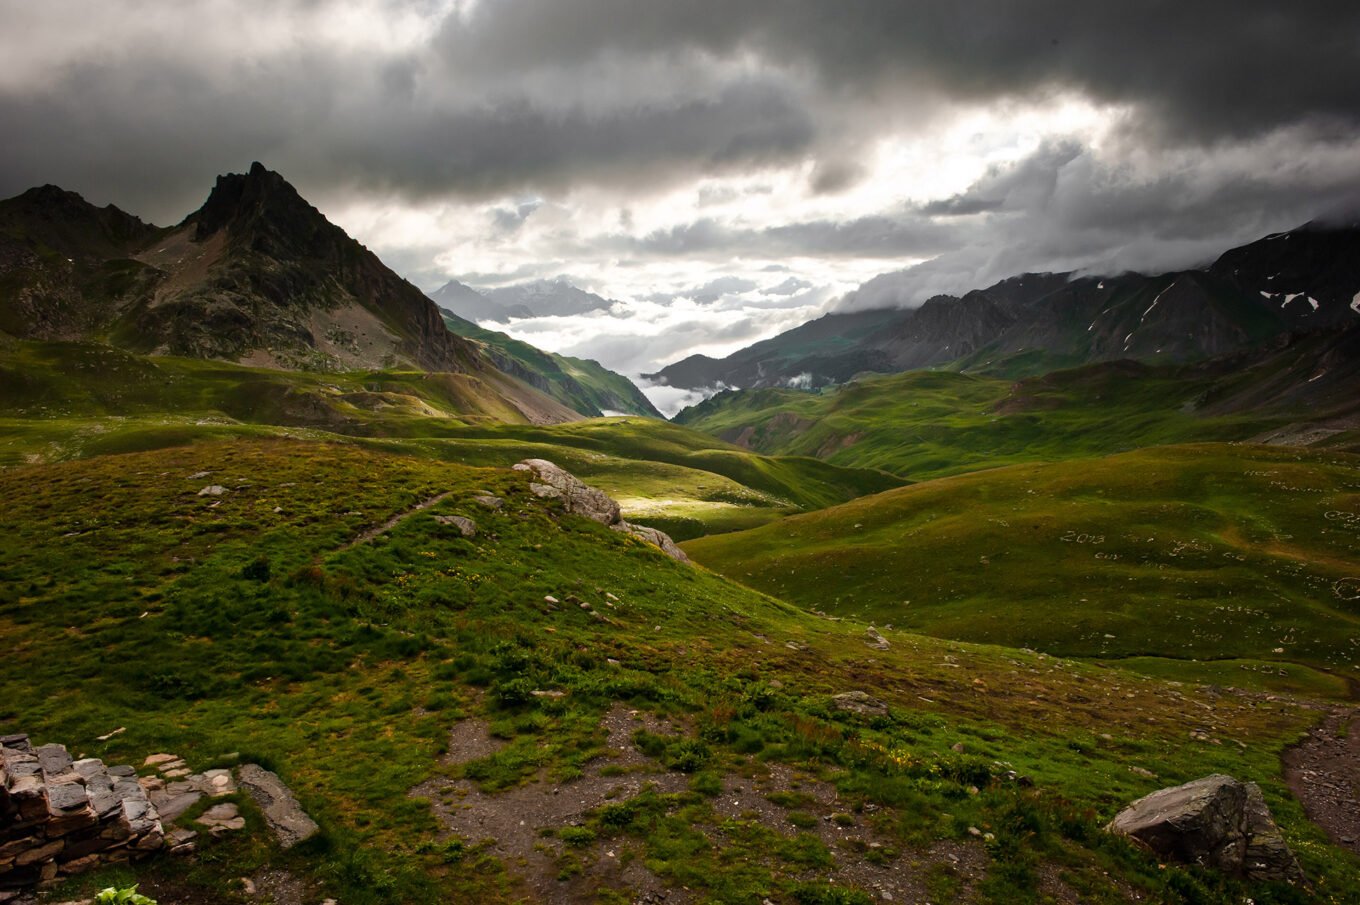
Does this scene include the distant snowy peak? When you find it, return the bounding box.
[484,279,616,318]
[428,279,530,323]
[429,278,614,323]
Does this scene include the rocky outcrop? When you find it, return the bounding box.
[513,459,689,563]
[1107,774,1303,883]
[514,459,621,525]
[0,735,163,898]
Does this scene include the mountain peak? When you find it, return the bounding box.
[190,162,315,242]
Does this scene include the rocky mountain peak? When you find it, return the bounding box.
[189,162,327,249]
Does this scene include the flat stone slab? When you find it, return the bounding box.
[237,764,318,849]
[197,802,246,833]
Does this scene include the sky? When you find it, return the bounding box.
[4,0,1359,408]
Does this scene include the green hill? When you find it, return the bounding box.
[676,343,1360,480]
[2,440,1355,904]
[0,339,900,537]
[684,443,1360,697]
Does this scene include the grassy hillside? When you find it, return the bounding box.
[442,311,662,418]
[675,361,1355,481]
[0,339,900,537]
[1,440,1356,904]
[685,443,1360,698]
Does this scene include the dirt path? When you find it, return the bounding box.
[1283,708,1360,853]
[342,491,454,549]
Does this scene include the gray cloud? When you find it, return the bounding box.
[630,213,959,259]
[438,1,1360,143]
[5,1,1358,217]
[840,130,1360,310]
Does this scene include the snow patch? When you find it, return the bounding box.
[1283,292,1304,306]
[1308,371,1327,383]
[1142,280,1176,322]
[1308,296,1319,311]
[1351,291,1360,314]
[1259,291,1276,300]
[784,372,816,390]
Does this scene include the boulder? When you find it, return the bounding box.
[1107,774,1303,882]
[513,459,621,525]
[612,521,691,563]
[513,459,690,562]
[237,764,318,849]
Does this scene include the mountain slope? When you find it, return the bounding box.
[439,309,661,417]
[675,323,1360,479]
[650,221,1360,391]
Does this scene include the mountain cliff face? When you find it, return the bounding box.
[649,222,1360,391]
[0,164,482,374]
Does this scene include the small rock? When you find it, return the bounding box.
[833,691,888,716]
[433,514,477,537]
[951,742,966,753]
[471,494,504,510]
[864,627,891,650]
[240,878,257,896]
[197,485,227,496]
[544,595,559,604]
[197,802,246,833]
[144,753,179,767]
[1129,766,1158,779]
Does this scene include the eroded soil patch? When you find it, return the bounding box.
[414,705,990,903]
[1284,707,1360,854]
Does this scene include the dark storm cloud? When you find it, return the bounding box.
[442,0,1360,143]
[5,0,1359,218]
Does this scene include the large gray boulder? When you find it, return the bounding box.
[513,459,690,563]
[1107,774,1303,882]
[513,459,620,525]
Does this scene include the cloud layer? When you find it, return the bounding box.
[4,1,1359,385]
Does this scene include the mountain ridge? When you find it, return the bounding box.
[648,220,1360,393]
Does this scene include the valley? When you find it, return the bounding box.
[2,163,1359,905]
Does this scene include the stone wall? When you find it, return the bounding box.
[0,734,163,901]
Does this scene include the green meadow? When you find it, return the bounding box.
[685,443,1360,696]
[1,440,1356,904]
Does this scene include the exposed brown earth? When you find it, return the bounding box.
[413,705,993,903]
[1283,708,1360,855]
